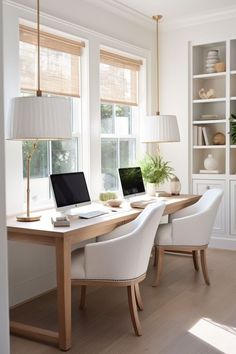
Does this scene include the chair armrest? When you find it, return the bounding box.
[172,210,213,246]
[85,232,140,280]
[97,219,137,242]
[170,202,200,221]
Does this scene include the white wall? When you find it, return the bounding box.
[4,0,156,305]
[0,0,10,352]
[159,16,236,193]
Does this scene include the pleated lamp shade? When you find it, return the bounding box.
[7,96,72,140]
[140,115,180,143]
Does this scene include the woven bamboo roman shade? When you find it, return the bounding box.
[20,25,85,97]
[100,50,143,106]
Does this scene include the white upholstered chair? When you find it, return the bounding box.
[153,189,223,286]
[71,201,165,336]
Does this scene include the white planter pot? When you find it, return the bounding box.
[146,183,157,196]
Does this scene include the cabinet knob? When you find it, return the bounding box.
[206,186,210,190]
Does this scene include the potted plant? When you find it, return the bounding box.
[139,154,174,196]
[230,113,236,144]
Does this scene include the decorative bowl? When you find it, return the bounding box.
[106,199,122,207]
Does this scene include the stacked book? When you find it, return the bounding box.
[193,126,210,145]
[51,216,70,227]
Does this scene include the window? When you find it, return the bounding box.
[100,50,142,190]
[19,25,84,205]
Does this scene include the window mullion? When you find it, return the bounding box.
[48,141,52,175]
[117,137,120,170]
[112,104,116,134]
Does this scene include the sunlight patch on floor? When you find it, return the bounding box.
[189,318,236,354]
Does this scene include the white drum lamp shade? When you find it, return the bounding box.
[7,96,72,140]
[140,115,180,143]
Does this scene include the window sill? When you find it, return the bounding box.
[7,200,55,218]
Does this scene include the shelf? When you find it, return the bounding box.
[231,70,236,75]
[230,145,236,148]
[193,145,226,149]
[230,97,236,101]
[193,72,226,79]
[192,173,225,179]
[193,98,226,103]
[193,119,226,124]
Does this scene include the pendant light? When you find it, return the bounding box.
[141,15,180,144]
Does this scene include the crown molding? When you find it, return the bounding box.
[85,0,236,32]
[85,0,154,31]
[162,5,236,31]
[4,0,236,33]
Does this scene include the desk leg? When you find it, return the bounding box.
[56,238,72,351]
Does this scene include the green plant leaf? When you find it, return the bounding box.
[139,154,174,185]
[230,113,236,144]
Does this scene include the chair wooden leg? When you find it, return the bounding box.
[192,250,199,271]
[134,283,144,311]
[154,245,159,267]
[80,285,86,310]
[127,285,142,336]
[152,247,164,287]
[200,249,210,285]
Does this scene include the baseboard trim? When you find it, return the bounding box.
[209,236,236,250]
[9,270,57,307]
[10,287,56,310]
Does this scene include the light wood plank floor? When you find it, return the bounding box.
[10,249,236,354]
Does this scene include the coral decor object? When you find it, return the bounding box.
[198,88,216,99]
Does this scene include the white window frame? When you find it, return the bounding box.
[101,101,139,191]
[5,9,151,215]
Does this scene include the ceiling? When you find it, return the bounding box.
[110,0,236,21]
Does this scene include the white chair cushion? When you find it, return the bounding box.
[155,223,173,246]
[71,248,85,279]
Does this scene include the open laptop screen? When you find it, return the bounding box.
[118,167,145,198]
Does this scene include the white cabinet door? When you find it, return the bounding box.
[230,181,236,235]
[192,179,226,234]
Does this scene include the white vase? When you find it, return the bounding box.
[204,154,218,170]
[146,183,157,196]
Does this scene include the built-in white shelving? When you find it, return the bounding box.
[190,39,236,240]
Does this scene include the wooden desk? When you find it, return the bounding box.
[8,194,200,351]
